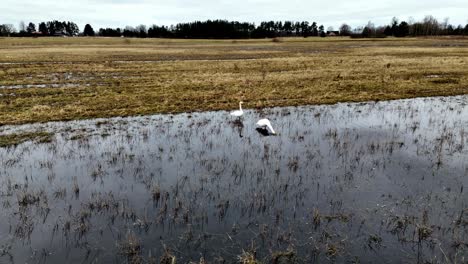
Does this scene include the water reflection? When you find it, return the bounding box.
[255,127,270,136]
[230,119,244,138]
[0,96,467,263]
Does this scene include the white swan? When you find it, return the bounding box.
[230,101,244,117]
[256,119,276,135]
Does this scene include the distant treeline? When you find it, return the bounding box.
[352,16,468,38]
[98,20,327,38]
[1,16,468,38]
[0,20,79,36]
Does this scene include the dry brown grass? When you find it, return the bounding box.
[0,131,53,147]
[1,37,468,125]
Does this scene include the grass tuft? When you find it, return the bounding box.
[0,132,53,148]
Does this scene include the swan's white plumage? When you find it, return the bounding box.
[230,102,244,117]
[256,119,276,134]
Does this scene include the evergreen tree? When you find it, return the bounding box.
[65,22,79,36]
[83,24,95,36]
[383,26,392,36]
[26,22,36,34]
[38,22,48,35]
[311,22,318,36]
[395,21,409,37]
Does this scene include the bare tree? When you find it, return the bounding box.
[442,17,449,30]
[0,24,16,36]
[362,21,376,37]
[339,23,352,36]
[441,17,450,34]
[136,24,147,37]
[19,21,26,32]
[423,15,439,35]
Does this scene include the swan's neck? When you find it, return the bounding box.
[239,103,243,111]
[268,125,276,134]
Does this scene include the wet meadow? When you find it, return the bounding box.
[0,95,467,263]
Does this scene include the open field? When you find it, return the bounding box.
[1,37,468,263]
[0,37,468,125]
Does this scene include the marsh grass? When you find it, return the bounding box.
[118,232,142,263]
[0,131,53,147]
[0,37,468,125]
[0,94,467,263]
[238,251,260,264]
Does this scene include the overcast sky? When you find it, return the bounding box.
[2,0,468,31]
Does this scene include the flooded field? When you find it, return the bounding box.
[0,96,467,263]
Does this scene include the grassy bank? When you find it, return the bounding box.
[1,37,468,125]
[0,131,53,147]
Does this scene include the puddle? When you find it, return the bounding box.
[0,96,467,263]
[426,74,441,78]
[114,60,162,63]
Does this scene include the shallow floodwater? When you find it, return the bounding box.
[0,96,467,263]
